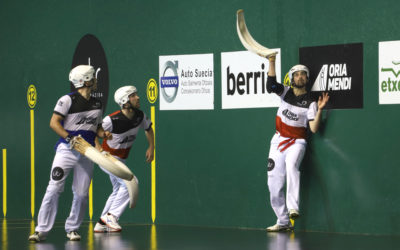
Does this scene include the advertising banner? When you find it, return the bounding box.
[300,43,363,109]
[221,50,281,109]
[379,40,400,104]
[159,54,214,110]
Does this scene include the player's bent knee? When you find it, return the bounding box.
[74,194,89,202]
[72,190,89,199]
[47,181,66,194]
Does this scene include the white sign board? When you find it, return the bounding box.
[159,54,214,110]
[221,50,281,109]
[379,41,400,104]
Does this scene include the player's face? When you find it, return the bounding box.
[293,71,307,87]
[85,77,97,91]
[128,93,140,109]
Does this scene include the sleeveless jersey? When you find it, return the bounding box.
[54,92,103,148]
[102,109,152,159]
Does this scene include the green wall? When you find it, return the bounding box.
[0,0,399,235]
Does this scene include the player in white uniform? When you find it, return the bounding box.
[29,65,111,242]
[265,56,329,232]
[94,85,154,233]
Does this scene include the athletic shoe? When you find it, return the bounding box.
[28,231,46,242]
[101,214,122,232]
[266,223,294,232]
[289,209,300,219]
[67,231,81,241]
[94,222,108,233]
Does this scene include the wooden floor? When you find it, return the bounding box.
[1,219,400,250]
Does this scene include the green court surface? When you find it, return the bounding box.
[1,219,399,250]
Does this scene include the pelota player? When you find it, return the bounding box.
[94,85,154,233]
[29,65,111,242]
[265,55,329,232]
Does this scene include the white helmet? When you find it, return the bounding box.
[69,65,95,88]
[288,64,309,82]
[114,85,137,108]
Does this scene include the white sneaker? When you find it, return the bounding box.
[94,222,108,233]
[289,209,300,219]
[28,231,46,242]
[266,223,294,232]
[94,221,122,233]
[67,231,81,241]
[101,214,122,232]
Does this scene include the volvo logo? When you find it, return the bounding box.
[160,60,179,103]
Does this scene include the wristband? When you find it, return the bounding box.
[65,134,74,143]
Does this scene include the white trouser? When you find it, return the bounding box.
[36,143,94,234]
[99,157,138,220]
[267,133,306,225]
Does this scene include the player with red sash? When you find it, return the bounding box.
[266,56,329,232]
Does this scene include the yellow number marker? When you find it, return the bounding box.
[147,79,158,223]
[27,84,37,218]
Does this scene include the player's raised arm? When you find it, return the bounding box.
[266,56,284,95]
[267,55,276,77]
[309,92,330,133]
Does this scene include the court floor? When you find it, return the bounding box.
[1,219,399,250]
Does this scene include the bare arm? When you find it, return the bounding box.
[50,113,69,139]
[94,137,102,151]
[96,126,112,139]
[95,125,112,151]
[145,127,155,163]
[267,56,276,77]
[309,110,322,133]
[309,93,330,133]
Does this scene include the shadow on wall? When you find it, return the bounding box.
[298,109,335,232]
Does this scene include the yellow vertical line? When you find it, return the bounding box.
[151,106,156,223]
[29,220,35,250]
[87,220,93,250]
[150,224,157,250]
[89,180,93,220]
[2,219,8,250]
[30,219,35,234]
[2,149,6,217]
[30,109,35,218]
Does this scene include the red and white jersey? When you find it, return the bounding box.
[275,87,317,139]
[102,109,152,159]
